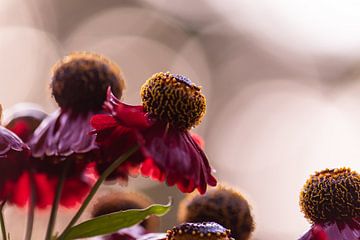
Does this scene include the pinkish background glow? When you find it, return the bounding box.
[0,0,359,239]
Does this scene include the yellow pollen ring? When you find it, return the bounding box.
[140,72,206,130]
[299,167,360,223]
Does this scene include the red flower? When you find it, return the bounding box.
[4,103,47,142]
[0,125,30,206]
[91,72,217,194]
[28,52,125,208]
[299,168,360,240]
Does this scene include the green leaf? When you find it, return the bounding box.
[60,200,171,240]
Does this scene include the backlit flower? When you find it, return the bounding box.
[299,167,360,240]
[178,185,254,240]
[91,72,217,194]
[28,52,125,208]
[4,103,47,142]
[0,105,30,206]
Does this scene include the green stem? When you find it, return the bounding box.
[45,161,70,240]
[25,171,36,240]
[58,145,139,240]
[0,201,7,240]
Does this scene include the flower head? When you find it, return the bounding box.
[51,52,124,112]
[299,167,360,240]
[300,167,359,223]
[29,52,125,208]
[141,72,206,130]
[166,222,231,240]
[178,185,254,240]
[0,105,30,206]
[91,72,217,194]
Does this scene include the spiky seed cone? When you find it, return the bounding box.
[178,185,254,240]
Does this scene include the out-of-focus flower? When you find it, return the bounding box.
[91,191,159,240]
[91,191,159,232]
[165,222,231,240]
[138,222,231,240]
[28,52,125,208]
[0,105,30,206]
[91,72,217,194]
[178,185,254,240]
[299,167,360,240]
[137,233,167,240]
[92,225,146,240]
[3,103,47,142]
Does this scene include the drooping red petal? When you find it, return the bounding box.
[93,92,217,194]
[139,123,217,194]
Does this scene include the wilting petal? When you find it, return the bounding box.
[139,122,216,194]
[92,89,217,194]
[30,110,98,158]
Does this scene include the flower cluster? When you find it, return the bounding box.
[0,50,358,240]
[0,52,219,239]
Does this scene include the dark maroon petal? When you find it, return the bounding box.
[29,110,98,158]
[139,122,217,194]
[299,219,360,240]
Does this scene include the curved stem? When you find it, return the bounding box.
[0,201,7,240]
[25,171,36,240]
[45,161,70,240]
[58,145,139,240]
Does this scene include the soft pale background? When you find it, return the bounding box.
[0,0,360,239]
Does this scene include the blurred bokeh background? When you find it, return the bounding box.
[1,0,360,239]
